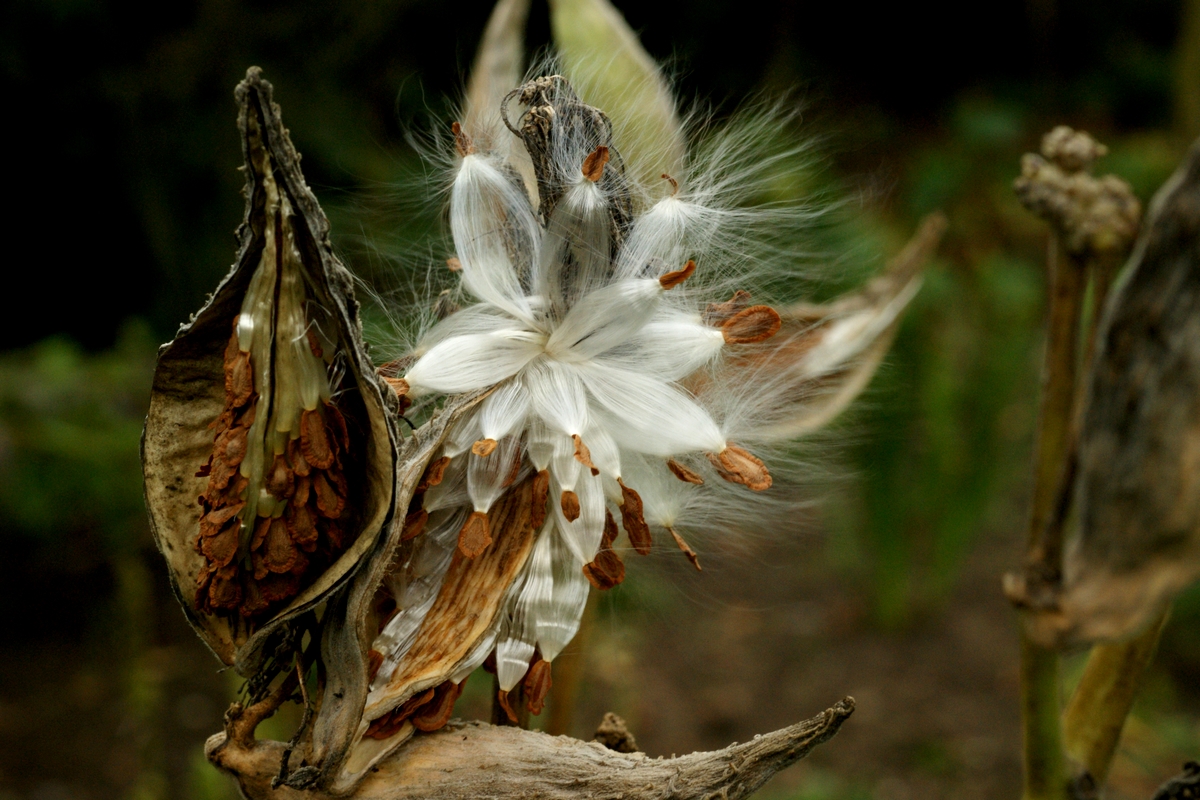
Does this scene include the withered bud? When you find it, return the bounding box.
[659,259,696,290]
[722,305,782,344]
[666,459,704,485]
[707,444,772,491]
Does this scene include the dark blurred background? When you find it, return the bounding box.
[1,1,1197,798]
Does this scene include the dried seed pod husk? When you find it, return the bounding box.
[305,448,538,792]
[1016,139,1200,648]
[143,68,399,674]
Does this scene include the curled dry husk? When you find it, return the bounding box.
[143,68,399,674]
[1018,139,1200,648]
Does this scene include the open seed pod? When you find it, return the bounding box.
[143,68,398,674]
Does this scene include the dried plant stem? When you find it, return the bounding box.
[1062,612,1169,784]
[206,698,854,800]
[1020,239,1087,800]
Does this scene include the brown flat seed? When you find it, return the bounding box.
[617,479,653,555]
[446,257,462,272]
[216,424,248,467]
[385,377,410,398]
[668,526,702,571]
[325,402,350,452]
[583,549,625,590]
[721,304,783,344]
[264,517,300,574]
[582,145,609,182]
[707,444,772,491]
[402,508,429,541]
[240,579,269,617]
[324,518,345,550]
[572,434,600,476]
[200,502,245,537]
[472,438,498,457]
[293,475,311,506]
[560,490,581,522]
[412,680,465,732]
[227,351,255,408]
[457,511,492,559]
[662,173,679,194]
[451,121,474,157]
[667,459,704,485]
[366,649,385,683]
[659,259,696,290]
[532,469,550,530]
[497,689,520,725]
[312,472,345,519]
[200,518,240,568]
[207,563,243,610]
[286,503,319,552]
[703,289,753,326]
[287,437,312,477]
[250,515,272,552]
[265,453,295,499]
[417,456,451,492]
[300,408,335,469]
[306,328,324,359]
[207,453,239,492]
[524,659,553,716]
[602,509,618,547]
[258,571,301,604]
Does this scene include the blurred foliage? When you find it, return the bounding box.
[0,0,1197,798]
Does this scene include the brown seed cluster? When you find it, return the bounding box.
[364,679,464,740]
[194,321,353,619]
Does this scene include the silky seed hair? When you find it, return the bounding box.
[362,59,856,709]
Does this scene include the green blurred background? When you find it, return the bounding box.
[1,0,1197,798]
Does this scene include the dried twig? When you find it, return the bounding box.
[205,698,854,800]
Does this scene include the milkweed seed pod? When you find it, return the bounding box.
[295,8,941,786]
[1019,139,1200,648]
[143,69,398,674]
[186,2,940,793]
